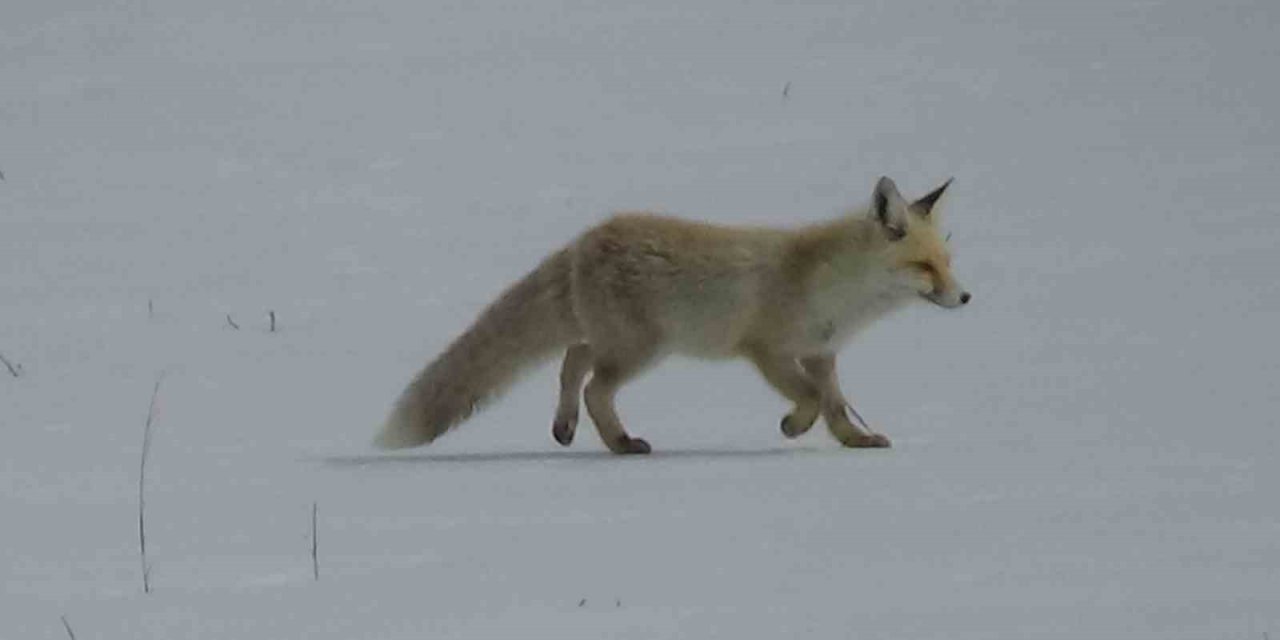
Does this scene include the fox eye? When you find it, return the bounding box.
[910,261,936,275]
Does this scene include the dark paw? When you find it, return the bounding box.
[613,436,651,455]
[780,415,803,439]
[840,432,892,448]
[780,406,818,439]
[552,419,575,446]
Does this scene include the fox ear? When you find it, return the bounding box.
[912,177,953,219]
[871,176,908,240]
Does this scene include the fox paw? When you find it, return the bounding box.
[552,418,576,446]
[611,436,651,455]
[780,413,816,439]
[839,432,891,448]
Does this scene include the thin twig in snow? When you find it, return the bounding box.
[148,299,154,319]
[311,501,319,581]
[139,376,164,594]
[269,310,277,333]
[226,314,240,330]
[60,615,76,640]
[782,81,791,98]
[0,352,20,378]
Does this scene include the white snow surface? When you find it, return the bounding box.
[3,0,1279,637]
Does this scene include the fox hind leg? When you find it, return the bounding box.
[552,344,593,446]
[583,349,655,455]
[800,355,890,448]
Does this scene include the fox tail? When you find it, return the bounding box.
[374,248,580,449]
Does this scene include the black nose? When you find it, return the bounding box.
[959,292,971,304]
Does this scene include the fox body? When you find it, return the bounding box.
[376,176,969,454]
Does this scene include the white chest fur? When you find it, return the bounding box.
[801,266,911,353]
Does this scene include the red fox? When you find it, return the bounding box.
[376,176,969,454]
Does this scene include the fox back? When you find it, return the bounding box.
[568,176,967,360]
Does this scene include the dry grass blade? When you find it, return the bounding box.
[311,502,319,581]
[139,376,164,593]
[0,352,20,377]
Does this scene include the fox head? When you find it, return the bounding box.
[868,176,971,309]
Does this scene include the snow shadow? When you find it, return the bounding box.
[321,446,833,468]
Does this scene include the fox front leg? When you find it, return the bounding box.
[800,355,890,448]
[744,347,821,439]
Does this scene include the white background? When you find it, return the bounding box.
[2,0,1277,637]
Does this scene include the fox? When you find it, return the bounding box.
[375,176,970,454]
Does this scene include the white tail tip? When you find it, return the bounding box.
[373,413,430,450]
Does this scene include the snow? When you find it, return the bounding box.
[3,0,1279,637]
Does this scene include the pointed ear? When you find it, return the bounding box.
[912,177,953,219]
[870,176,908,240]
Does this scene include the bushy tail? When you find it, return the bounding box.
[375,248,580,449]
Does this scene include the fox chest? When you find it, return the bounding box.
[794,283,907,353]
